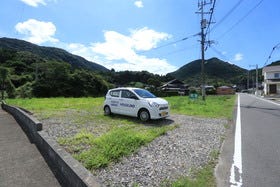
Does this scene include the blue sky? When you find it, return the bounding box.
[1,0,280,74]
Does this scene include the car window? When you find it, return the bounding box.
[121,90,136,99]
[109,90,120,97]
[133,89,156,98]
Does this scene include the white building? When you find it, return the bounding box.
[262,65,280,95]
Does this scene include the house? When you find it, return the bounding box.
[262,65,280,95]
[160,79,188,94]
[216,86,235,95]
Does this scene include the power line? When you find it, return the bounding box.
[137,33,199,54]
[210,45,231,62]
[210,0,245,32]
[263,42,280,67]
[218,0,264,39]
[205,0,216,43]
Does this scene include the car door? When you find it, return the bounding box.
[119,90,139,116]
[108,90,121,113]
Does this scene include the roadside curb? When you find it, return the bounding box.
[1,102,100,187]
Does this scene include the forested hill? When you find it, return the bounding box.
[167,57,248,86]
[0,37,108,72]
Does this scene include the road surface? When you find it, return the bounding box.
[218,94,280,187]
[0,108,60,187]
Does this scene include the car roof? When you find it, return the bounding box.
[109,87,142,91]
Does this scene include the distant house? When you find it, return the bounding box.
[216,86,235,95]
[160,79,188,94]
[262,65,280,95]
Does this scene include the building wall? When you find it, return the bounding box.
[216,88,235,95]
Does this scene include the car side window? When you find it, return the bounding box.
[121,90,136,99]
[110,90,120,97]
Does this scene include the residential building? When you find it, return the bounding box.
[262,65,280,95]
[160,79,188,95]
[216,86,235,95]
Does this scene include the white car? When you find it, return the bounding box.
[103,87,169,121]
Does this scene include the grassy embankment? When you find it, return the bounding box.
[6,95,236,186]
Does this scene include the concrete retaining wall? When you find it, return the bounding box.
[1,102,100,187]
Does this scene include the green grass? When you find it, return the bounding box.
[165,95,236,119]
[60,126,171,170]
[5,95,235,174]
[6,97,175,170]
[164,150,219,187]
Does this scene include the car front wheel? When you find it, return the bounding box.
[139,109,150,122]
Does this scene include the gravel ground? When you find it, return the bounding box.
[96,115,227,187]
[40,114,227,187]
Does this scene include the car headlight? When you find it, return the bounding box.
[148,101,159,108]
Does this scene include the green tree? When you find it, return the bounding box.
[0,67,15,100]
[0,67,8,100]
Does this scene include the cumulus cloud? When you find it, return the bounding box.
[130,27,171,51]
[20,0,47,7]
[15,19,59,44]
[66,28,176,74]
[134,1,144,8]
[233,53,243,61]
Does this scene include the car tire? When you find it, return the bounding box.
[104,106,111,115]
[138,109,150,122]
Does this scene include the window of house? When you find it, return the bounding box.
[274,73,280,78]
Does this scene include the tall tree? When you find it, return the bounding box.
[0,67,9,100]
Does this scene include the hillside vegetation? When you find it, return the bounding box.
[0,37,108,72]
[167,57,248,86]
[0,37,276,98]
[0,38,172,98]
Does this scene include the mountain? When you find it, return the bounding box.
[0,37,108,72]
[167,57,248,86]
[267,60,280,66]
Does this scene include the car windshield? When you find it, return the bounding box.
[133,89,156,98]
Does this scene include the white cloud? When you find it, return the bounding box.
[134,1,144,8]
[15,19,59,44]
[20,0,46,7]
[233,53,243,61]
[130,27,171,51]
[65,28,177,74]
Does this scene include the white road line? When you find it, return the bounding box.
[248,94,280,107]
[230,94,243,187]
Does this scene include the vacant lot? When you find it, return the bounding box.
[6,95,235,186]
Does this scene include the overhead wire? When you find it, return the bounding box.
[210,45,231,62]
[137,32,200,55]
[263,42,280,67]
[205,0,216,49]
[217,0,264,39]
[210,0,245,33]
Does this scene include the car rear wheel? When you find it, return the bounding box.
[139,109,150,122]
[104,106,111,115]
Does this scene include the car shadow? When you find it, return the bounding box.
[106,114,175,127]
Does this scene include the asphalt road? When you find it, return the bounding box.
[0,108,60,187]
[239,94,280,187]
[216,94,280,187]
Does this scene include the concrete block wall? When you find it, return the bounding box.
[1,103,100,187]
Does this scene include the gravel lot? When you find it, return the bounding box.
[41,114,227,187]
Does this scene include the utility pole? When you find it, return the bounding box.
[249,64,258,95]
[196,0,213,101]
[256,64,258,95]
[247,70,249,89]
